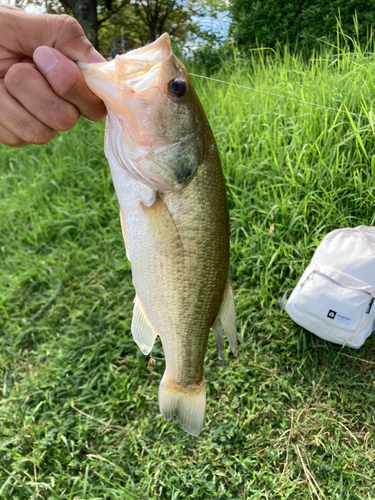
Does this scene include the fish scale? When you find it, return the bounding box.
[160,151,229,381]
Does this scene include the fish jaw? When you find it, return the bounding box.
[77,34,173,106]
[78,34,205,193]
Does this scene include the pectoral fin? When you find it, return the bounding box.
[119,208,130,260]
[139,192,182,253]
[212,278,237,357]
[131,295,158,355]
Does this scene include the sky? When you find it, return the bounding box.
[0,0,44,13]
[194,11,230,43]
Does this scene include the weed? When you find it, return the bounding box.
[1,43,375,499]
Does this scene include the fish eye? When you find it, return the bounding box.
[167,79,188,99]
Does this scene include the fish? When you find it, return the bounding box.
[78,34,237,436]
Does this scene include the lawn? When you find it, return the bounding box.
[1,42,375,499]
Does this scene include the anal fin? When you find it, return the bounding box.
[212,278,237,357]
[131,296,158,355]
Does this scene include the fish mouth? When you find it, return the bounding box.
[120,33,172,64]
[77,34,173,100]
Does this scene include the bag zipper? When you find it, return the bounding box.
[302,270,372,296]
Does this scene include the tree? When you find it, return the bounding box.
[39,0,203,54]
[134,0,185,43]
[229,0,375,53]
[97,0,201,57]
[60,0,99,48]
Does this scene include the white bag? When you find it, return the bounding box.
[280,226,375,349]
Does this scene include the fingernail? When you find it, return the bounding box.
[87,47,106,63]
[33,46,59,74]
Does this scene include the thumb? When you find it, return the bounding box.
[1,7,105,63]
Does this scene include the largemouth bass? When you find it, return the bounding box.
[79,34,236,436]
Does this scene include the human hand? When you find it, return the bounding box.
[0,5,107,147]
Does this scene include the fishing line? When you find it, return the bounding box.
[189,73,370,120]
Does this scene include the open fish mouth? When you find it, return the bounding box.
[77,34,173,100]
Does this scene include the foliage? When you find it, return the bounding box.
[229,0,375,54]
[2,40,375,498]
[97,0,202,58]
[20,0,206,55]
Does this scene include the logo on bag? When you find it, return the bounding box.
[327,310,337,319]
[327,309,352,325]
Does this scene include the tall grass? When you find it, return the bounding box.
[1,40,375,498]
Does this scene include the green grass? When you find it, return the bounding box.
[2,42,375,499]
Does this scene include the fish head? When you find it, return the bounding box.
[79,34,207,192]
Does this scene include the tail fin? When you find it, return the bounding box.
[158,374,206,436]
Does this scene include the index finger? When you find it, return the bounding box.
[0,9,105,68]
